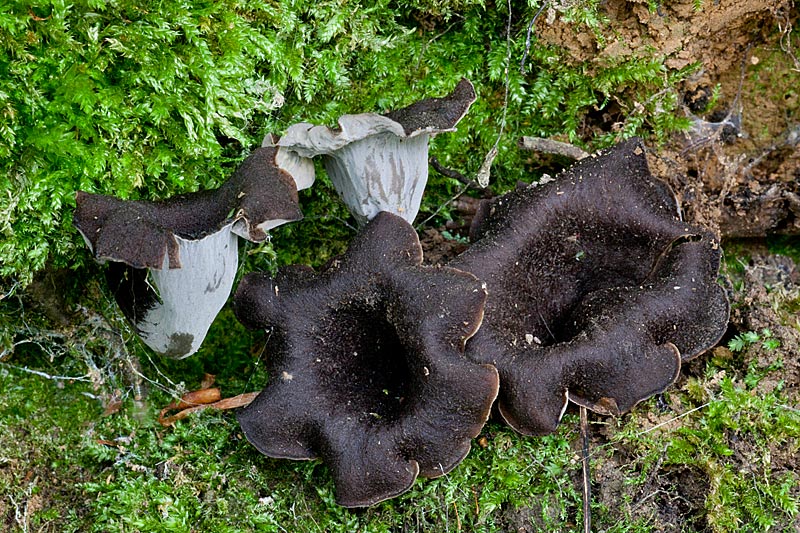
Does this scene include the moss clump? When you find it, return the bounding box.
[3,0,694,285]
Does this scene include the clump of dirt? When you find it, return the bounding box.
[419,227,469,265]
[586,436,711,531]
[420,195,484,265]
[729,253,800,400]
[497,496,565,532]
[540,0,800,238]
[24,267,78,327]
[540,0,789,75]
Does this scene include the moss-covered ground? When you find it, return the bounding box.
[2,289,798,532]
[2,1,799,531]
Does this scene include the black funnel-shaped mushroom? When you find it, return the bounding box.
[74,146,313,358]
[277,79,476,226]
[450,138,729,436]
[233,211,499,507]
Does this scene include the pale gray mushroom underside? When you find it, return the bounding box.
[74,145,310,358]
[278,116,431,225]
[276,79,476,226]
[139,227,239,357]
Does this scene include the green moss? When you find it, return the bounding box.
[2,0,696,285]
[767,236,800,265]
[3,313,800,532]
[609,344,800,532]
[666,377,800,531]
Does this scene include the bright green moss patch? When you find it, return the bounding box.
[607,342,800,532]
[7,359,795,532]
[2,0,695,285]
[2,314,799,531]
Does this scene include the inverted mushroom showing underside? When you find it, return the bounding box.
[74,146,313,358]
[277,79,476,226]
[450,138,730,436]
[233,212,499,507]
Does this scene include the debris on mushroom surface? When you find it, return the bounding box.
[233,211,499,507]
[276,79,477,226]
[450,138,730,436]
[74,146,312,358]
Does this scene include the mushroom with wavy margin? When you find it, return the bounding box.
[276,79,476,226]
[233,211,499,507]
[450,138,730,436]
[74,146,313,358]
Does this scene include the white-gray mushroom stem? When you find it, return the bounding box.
[277,79,477,226]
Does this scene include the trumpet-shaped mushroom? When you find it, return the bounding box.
[277,79,476,226]
[450,138,729,436]
[233,211,499,507]
[74,146,313,358]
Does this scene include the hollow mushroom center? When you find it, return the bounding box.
[315,300,416,422]
[489,228,670,349]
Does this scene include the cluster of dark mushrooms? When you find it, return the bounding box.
[74,79,729,507]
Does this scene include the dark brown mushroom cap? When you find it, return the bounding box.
[72,146,308,358]
[383,78,477,136]
[450,138,729,436]
[233,211,499,507]
[74,146,303,270]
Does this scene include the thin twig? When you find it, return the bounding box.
[429,155,476,187]
[580,406,592,533]
[2,363,93,382]
[475,0,513,188]
[414,19,461,73]
[332,215,358,233]
[520,0,550,74]
[414,182,471,231]
[142,349,181,392]
[123,356,181,398]
[636,402,711,436]
[519,136,590,160]
[776,9,800,72]
[0,281,20,300]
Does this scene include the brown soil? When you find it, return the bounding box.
[731,253,800,401]
[420,227,469,265]
[539,0,788,73]
[540,0,800,237]
[593,452,712,532]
